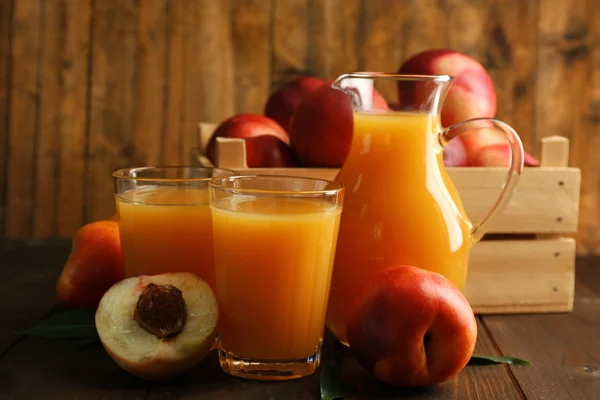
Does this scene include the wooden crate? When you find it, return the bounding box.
[192,123,581,315]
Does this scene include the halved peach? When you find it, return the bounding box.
[95,272,218,380]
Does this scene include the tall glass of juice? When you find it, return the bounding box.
[209,175,344,381]
[113,166,236,291]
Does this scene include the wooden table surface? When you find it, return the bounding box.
[1,237,599,400]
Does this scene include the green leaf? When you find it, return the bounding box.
[14,308,98,340]
[469,355,531,366]
[66,336,101,349]
[320,364,356,400]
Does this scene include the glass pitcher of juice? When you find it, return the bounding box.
[326,73,524,345]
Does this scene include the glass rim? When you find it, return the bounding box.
[208,174,344,196]
[112,166,237,183]
[332,72,453,85]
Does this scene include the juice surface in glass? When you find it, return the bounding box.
[116,186,216,289]
[326,111,473,345]
[211,196,342,360]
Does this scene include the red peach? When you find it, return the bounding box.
[288,84,389,167]
[443,139,468,167]
[347,265,477,387]
[206,114,289,165]
[371,87,390,110]
[244,135,299,168]
[288,84,353,167]
[264,76,327,130]
[397,49,502,158]
[397,49,497,127]
[467,143,540,167]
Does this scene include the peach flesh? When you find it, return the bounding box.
[95,272,218,381]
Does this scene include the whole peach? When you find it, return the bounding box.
[264,76,327,130]
[467,142,540,167]
[397,49,501,157]
[244,135,299,168]
[56,220,125,308]
[288,83,389,167]
[346,265,477,387]
[288,84,353,167]
[397,49,497,127]
[206,114,289,165]
[443,139,467,167]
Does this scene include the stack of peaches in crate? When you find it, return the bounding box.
[201,49,540,170]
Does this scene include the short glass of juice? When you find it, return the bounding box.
[208,175,344,380]
[113,166,236,291]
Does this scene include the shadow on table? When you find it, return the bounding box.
[148,350,321,399]
[333,354,453,399]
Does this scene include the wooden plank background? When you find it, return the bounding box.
[0,0,598,255]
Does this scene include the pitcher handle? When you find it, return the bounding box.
[439,118,524,243]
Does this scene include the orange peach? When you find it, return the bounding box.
[56,220,125,309]
[95,272,218,380]
[347,265,477,387]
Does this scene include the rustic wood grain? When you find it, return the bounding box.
[326,320,522,400]
[33,0,91,237]
[461,321,524,399]
[231,0,271,114]
[0,337,148,400]
[0,0,12,235]
[536,0,590,144]
[55,0,92,237]
[271,0,309,90]
[135,0,168,167]
[179,0,234,162]
[446,0,490,61]
[0,238,147,399]
[33,0,61,237]
[573,0,600,255]
[465,237,575,314]
[86,0,138,222]
[307,0,362,80]
[490,0,538,154]
[403,0,448,58]
[163,0,183,165]
[0,238,67,356]
[9,240,600,400]
[5,0,42,236]
[536,0,594,254]
[145,322,521,400]
[483,259,600,400]
[0,0,599,253]
[361,0,408,101]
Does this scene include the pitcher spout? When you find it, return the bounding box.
[332,72,453,116]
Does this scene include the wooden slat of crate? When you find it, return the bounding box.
[466,237,575,314]
[451,167,580,234]
[196,124,578,314]
[198,123,581,235]
[208,162,581,235]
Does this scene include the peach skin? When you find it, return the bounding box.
[347,265,477,387]
[56,220,125,308]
